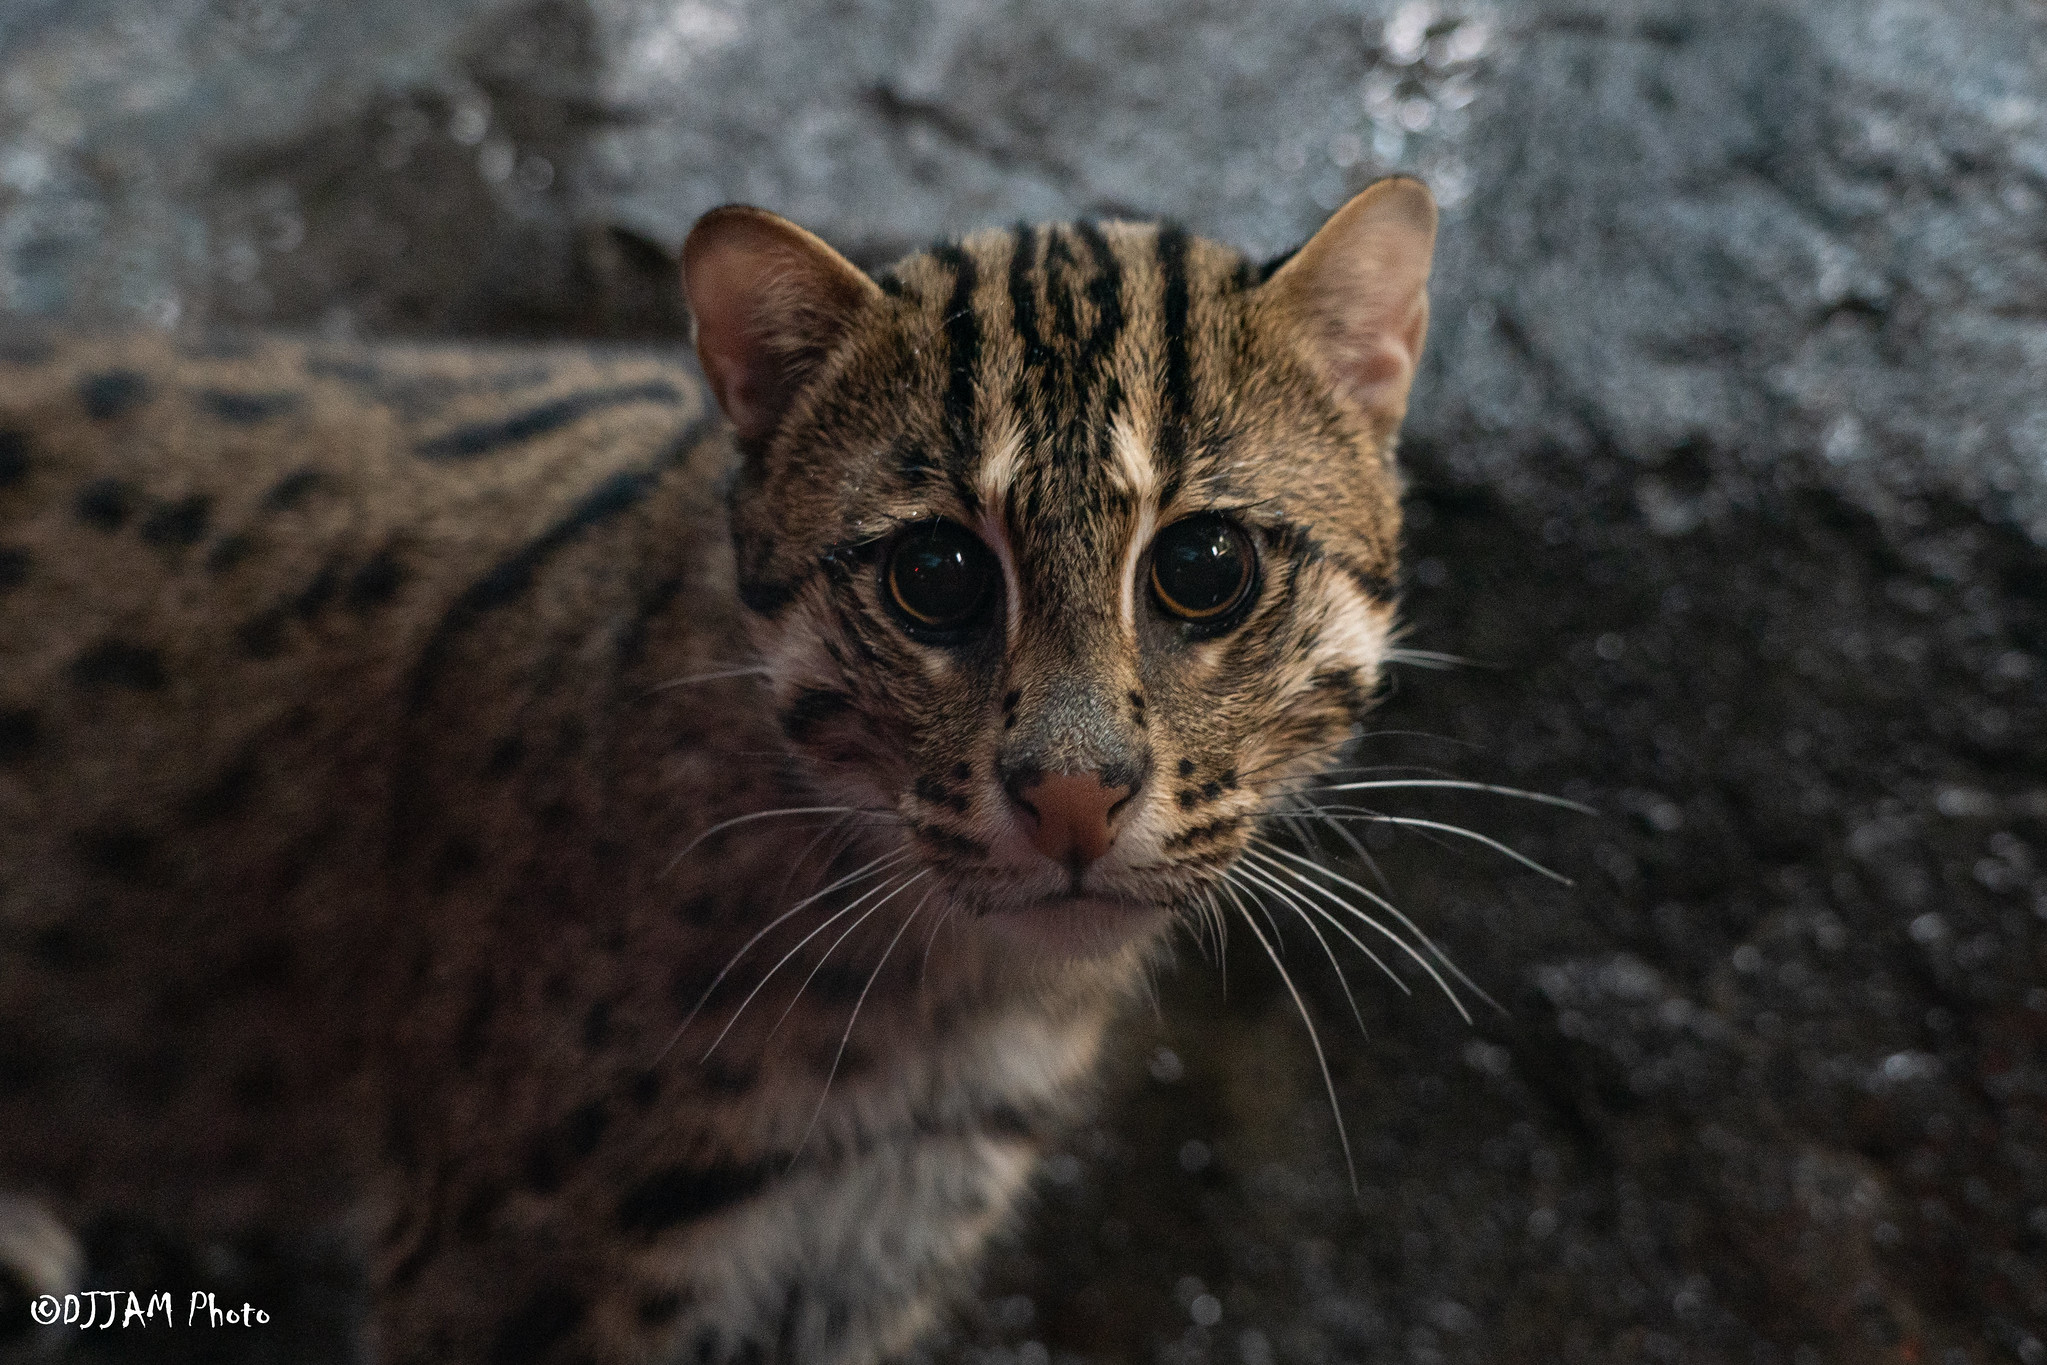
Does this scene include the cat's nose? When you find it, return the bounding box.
[1014,773,1132,867]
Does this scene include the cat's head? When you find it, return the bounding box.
[683,181,1435,962]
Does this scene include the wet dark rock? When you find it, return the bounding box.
[3,0,2043,1362]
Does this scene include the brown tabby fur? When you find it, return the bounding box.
[0,181,1431,1363]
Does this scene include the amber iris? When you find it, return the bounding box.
[886,519,995,634]
[1149,514,1254,624]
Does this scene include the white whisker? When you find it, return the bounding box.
[1230,858,1373,1037]
[1316,779,1596,815]
[1384,647,1484,670]
[699,866,925,1063]
[769,870,931,1037]
[1239,845,1409,1002]
[795,894,929,1162]
[1285,791,1395,898]
[662,805,893,875]
[1296,809,1573,885]
[656,845,913,1060]
[918,895,966,990]
[1254,839,1493,1021]
[645,665,774,694]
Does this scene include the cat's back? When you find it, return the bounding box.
[0,328,724,1229]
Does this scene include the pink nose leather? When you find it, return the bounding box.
[1018,773,1130,866]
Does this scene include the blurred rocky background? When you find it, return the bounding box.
[3,0,2044,1361]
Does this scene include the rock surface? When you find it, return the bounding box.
[3,0,2044,1361]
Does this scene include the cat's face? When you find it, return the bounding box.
[685,182,1435,960]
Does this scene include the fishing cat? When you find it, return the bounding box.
[0,177,1436,1363]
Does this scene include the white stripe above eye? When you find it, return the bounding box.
[973,416,1026,644]
[1109,415,1163,638]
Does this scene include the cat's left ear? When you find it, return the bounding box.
[682,206,882,446]
[1261,177,1437,431]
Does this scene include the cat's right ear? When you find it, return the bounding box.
[1260,177,1437,435]
[682,206,882,446]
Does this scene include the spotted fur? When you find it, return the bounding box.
[0,179,1434,1363]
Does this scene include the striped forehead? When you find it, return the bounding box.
[875,221,1254,598]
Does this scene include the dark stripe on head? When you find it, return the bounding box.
[1156,224,1193,477]
[414,381,685,460]
[1073,221,1127,469]
[932,245,980,461]
[1008,223,1045,455]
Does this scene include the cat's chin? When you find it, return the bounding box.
[977,894,1173,961]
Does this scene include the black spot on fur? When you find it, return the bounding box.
[0,709,40,763]
[1177,757,1196,778]
[1177,789,1199,810]
[74,827,155,881]
[345,548,409,609]
[1202,780,1223,801]
[262,468,328,511]
[293,561,340,618]
[199,390,298,424]
[0,546,27,592]
[70,640,167,691]
[526,1101,609,1193]
[80,370,149,420]
[1164,815,1243,851]
[779,687,853,742]
[488,1287,586,1365]
[236,609,288,660]
[139,494,211,548]
[415,381,684,460]
[75,478,135,529]
[185,755,259,824]
[617,1162,772,1235]
[951,760,973,781]
[984,1103,1037,1141]
[0,430,26,485]
[207,532,256,572]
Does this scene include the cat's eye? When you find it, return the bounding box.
[1149,514,1256,629]
[885,519,996,639]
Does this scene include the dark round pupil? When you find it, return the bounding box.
[889,522,990,627]
[1153,517,1248,619]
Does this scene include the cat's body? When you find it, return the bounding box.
[0,183,1437,1362]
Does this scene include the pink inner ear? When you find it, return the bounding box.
[1267,178,1437,428]
[685,239,784,443]
[681,208,880,447]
